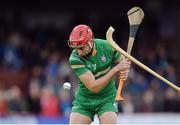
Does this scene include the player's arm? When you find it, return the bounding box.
[113,48,130,80]
[78,59,130,93]
[78,67,117,93]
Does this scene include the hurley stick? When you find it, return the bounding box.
[116,7,144,101]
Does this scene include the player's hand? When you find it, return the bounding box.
[119,69,130,80]
[119,58,131,80]
[113,58,131,74]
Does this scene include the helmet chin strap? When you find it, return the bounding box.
[88,42,93,49]
[82,42,94,59]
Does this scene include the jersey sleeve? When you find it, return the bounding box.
[69,55,89,77]
[113,48,121,63]
[105,39,121,63]
[100,39,121,63]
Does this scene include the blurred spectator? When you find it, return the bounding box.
[27,78,41,115]
[1,32,23,71]
[140,89,155,112]
[164,88,178,112]
[40,85,61,117]
[166,64,177,84]
[0,89,8,116]
[58,56,72,83]
[6,86,27,114]
[156,44,168,71]
[58,90,72,117]
[45,51,60,85]
[121,94,135,113]
[30,65,46,87]
[127,73,148,94]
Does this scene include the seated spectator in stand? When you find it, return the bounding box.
[0,89,9,116]
[6,86,27,114]
[40,85,61,117]
[58,89,72,117]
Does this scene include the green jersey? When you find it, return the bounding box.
[69,39,121,99]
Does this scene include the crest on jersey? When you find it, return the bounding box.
[100,55,106,62]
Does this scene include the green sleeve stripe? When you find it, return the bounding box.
[113,50,120,60]
[114,52,121,63]
[94,66,111,78]
[114,52,119,57]
[71,65,85,69]
[74,68,88,77]
[115,54,124,63]
[114,56,121,63]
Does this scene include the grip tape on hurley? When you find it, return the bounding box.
[129,24,140,38]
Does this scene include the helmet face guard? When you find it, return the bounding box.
[68,25,94,49]
[68,38,93,49]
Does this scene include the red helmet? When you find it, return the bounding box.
[68,24,94,48]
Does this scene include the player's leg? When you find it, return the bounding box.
[70,112,92,124]
[70,99,94,124]
[97,101,118,124]
[98,111,117,124]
